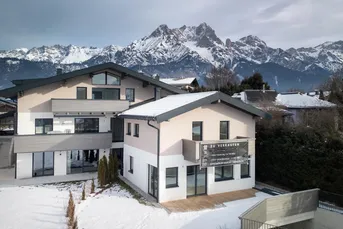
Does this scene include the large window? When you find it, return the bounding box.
[215,165,233,182]
[92,88,120,100]
[32,152,54,177]
[192,121,203,141]
[129,156,134,173]
[241,160,250,178]
[220,121,229,140]
[75,118,99,133]
[67,150,99,174]
[166,167,178,188]
[134,124,139,137]
[35,119,53,134]
[127,123,131,135]
[92,72,120,85]
[126,88,135,102]
[77,87,87,99]
[111,118,124,142]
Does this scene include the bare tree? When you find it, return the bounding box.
[205,66,238,90]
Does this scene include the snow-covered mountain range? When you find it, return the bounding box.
[0,23,342,91]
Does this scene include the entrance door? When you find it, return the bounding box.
[148,164,158,198]
[32,152,54,177]
[187,165,207,197]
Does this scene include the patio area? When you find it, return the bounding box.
[161,189,257,212]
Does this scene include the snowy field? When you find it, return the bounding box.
[0,180,270,229]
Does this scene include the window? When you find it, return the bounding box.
[75,118,99,133]
[166,167,178,188]
[134,124,139,137]
[215,166,233,182]
[192,121,202,141]
[111,118,124,142]
[92,88,120,100]
[127,123,131,135]
[92,72,120,85]
[35,119,53,134]
[241,160,250,178]
[220,121,229,140]
[129,156,133,173]
[77,87,87,99]
[126,88,135,102]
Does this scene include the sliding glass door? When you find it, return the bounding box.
[187,165,207,197]
[148,164,158,198]
[67,150,99,174]
[32,152,54,177]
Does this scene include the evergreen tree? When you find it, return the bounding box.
[108,154,115,183]
[102,155,109,184]
[97,158,106,187]
[113,153,119,182]
[240,72,271,90]
[90,178,95,194]
[81,183,86,200]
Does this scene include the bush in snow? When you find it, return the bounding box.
[67,191,75,227]
[98,157,105,187]
[90,178,95,194]
[108,154,118,183]
[103,155,109,184]
[72,217,78,229]
[81,184,86,200]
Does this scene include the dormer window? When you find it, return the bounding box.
[92,72,121,85]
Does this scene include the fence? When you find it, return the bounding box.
[241,218,287,229]
[319,190,343,212]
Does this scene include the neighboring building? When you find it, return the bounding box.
[275,92,337,124]
[232,89,277,107]
[0,62,184,179]
[306,90,331,100]
[119,91,267,202]
[160,77,199,90]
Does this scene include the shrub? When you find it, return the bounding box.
[90,178,95,194]
[108,154,119,183]
[72,217,78,229]
[81,184,86,200]
[67,191,75,227]
[103,155,109,184]
[98,158,106,187]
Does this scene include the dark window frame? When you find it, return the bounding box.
[127,123,131,135]
[35,118,53,135]
[241,159,251,179]
[125,88,135,102]
[76,87,87,99]
[166,167,178,188]
[192,121,203,141]
[134,124,139,137]
[129,156,133,173]
[74,118,99,133]
[220,121,230,140]
[32,151,55,177]
[215,165,234,182]
[91,71,121,86]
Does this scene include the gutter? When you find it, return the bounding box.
[147,120,160,203]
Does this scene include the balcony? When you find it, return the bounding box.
[14,132,112,153]
[51,99,129,113]
[182,138,255,166]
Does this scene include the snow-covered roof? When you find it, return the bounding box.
[276,93,336,109]
[119,91,268,122]
[160,77,197,86]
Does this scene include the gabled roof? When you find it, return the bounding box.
[160,77,198,87]
[276,93,336,109]
[119,91,269,122]
[0,62,186,98]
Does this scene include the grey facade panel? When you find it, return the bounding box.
[14,133,112,153]
[51,99,130,113]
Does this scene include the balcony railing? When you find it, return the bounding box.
[14,132,112,153]
[182,138,255,163]
[51,99,130,113]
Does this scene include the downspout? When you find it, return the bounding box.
[147,120,160,203]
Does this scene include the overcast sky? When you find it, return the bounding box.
[0,0,342,50]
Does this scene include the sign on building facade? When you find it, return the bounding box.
[200,141,249,168]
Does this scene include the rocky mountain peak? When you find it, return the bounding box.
[239,35,267,47]
[149,24,172,38]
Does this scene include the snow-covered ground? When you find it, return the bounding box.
[0,180,270,229]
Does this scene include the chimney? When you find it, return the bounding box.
[153,73,160,81]
[262,84,265,93]
[56,68,63,75]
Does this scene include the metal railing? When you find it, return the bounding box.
[241,218,287,229]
